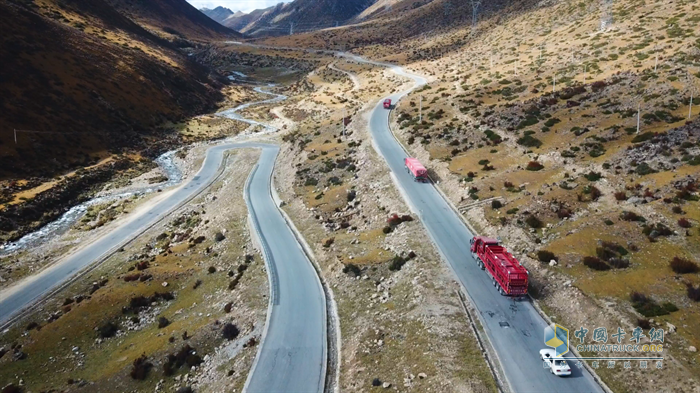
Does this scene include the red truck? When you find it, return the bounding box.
[470,236,528,296]
[383,99,392,109]
[404,157,428,182]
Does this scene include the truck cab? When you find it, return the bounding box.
[383,99,392,109]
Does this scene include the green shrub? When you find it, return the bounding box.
[631,292,678,317]
[389,256,407,271]
[584,171,602,181]
[583,256,610,271]
[525,215,543,228]
[537,250,557,263]
[631,132,655,143]
[670,257,699,274]
[517,135,543,148]
[635,163,656,175]
[544,118,561,127]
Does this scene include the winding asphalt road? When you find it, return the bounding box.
[368,64,605,393]
[0,142,247,327]
[0,93,327,392]
[243,146,326,393]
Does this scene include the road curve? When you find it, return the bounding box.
[243,145,326,393]
[0,141,246,327]
[367,65,605,393]
[0,86,328,392]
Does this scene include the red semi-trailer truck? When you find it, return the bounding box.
[404,157,428,182]
[470,236,528,296]
[383,99,392,109]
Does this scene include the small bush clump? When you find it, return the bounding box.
[342,263,361,277]
[525,161,544,171]
[537,250,558,263]
[389,256,407,271]
[222,323,240,340]
[98,321,119,338]
[584,171,602,181]
[669,257,699,274]
[621,211,645,222]
[687,284,700,302]
[491,200,503,209]
[525,215,543,228]
[678,218,692,228]
[614,191,627,201]
[130,354,152,380]
[158,317,170,329]
[583,256,610,271]
[630,292,679,317]
[637,318,651,330]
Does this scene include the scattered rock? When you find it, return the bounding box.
[667,322,676,334]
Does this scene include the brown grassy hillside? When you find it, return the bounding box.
[0,0,226,179]
[105,0,240,40]
[257,0,700,391]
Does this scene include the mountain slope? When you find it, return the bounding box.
[0,0,226,179]
[105,0,239,40]
[201,5,234,24]
[221,7,274,32]
[225,0,379,37]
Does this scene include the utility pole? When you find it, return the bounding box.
[601,0,613,31]
[289,22,294,35]
[469,0,482,35]
[654,51,659,73]
[690,70,695,120]
[342,107,346,136]
[690,90,694,120]
[14,129,17,144]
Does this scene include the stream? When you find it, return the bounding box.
[0,85,285,256]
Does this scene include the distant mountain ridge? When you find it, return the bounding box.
[211,0,380,37]
[200,5,234,24]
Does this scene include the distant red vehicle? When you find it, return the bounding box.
[470,236,528,296]
[383,99,392,109]
[404,157,428,182]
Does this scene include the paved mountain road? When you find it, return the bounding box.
[0,86,327,392]
[243,146,326,393]
[367,64,605,393]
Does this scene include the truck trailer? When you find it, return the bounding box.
[470,236,528,296]
[404,157,428,182]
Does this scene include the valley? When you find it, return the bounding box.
[2,0,700,392]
